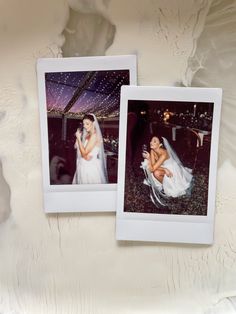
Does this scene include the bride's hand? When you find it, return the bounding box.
[84,155,92,161]
[142,151,150,160]
[75,129,81,139]
[165,169,173,177]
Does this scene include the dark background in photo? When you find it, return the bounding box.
[124,100,214,215]
[45,69,130,184]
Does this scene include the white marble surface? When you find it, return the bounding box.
[0,0,236,313]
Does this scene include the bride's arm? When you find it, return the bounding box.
[150,150,156,167]
[77,133,97,158]
[149,150,168,172]
[144,150,172,176]
[160,167,173,177]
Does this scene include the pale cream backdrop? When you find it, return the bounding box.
[0,0,236,313]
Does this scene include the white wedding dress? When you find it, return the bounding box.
[142,138,193,198]
[73,140,107,184]
[159,157,192,197]
[72,114,108,185]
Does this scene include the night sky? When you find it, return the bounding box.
[45,70,130,118]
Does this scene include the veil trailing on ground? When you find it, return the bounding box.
[82,113,108,182]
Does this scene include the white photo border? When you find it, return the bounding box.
[116,86,222,244]
[37,55,137,213]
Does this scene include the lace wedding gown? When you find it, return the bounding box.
[73,140,107,184]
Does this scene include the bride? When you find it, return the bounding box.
[142,136,192,198]
[72,113,108,184]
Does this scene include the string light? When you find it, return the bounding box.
[45,70,129,119]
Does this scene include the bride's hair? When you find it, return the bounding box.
[82,114,95,122]
[150,135,166,149]
[159,137,165,149]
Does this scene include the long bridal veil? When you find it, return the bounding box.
[162,137,185,169]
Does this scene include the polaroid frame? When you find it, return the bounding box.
[37,55,137,213]
[116,86,222,244]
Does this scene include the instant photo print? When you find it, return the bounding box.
[37,55,137,212]
[116,86,222,244]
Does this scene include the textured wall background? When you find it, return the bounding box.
[0,0,236,313]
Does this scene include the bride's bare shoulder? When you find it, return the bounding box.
[159,147,168,157]
[87,133,97,143]
[91,132,101,145]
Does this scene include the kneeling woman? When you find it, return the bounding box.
[142,136,192,198]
